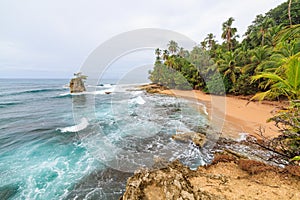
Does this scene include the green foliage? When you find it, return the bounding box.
[292,156,300,161]
[74,72,87,80]
[204,73,228,95]
[221,17,238,51]
[149,62,192,90]
[149,1,300,99]
[147,1,300,164]
[251,53,300,101]
[268,101,300,158]
[266,0,300,26]
[231,74,258,95]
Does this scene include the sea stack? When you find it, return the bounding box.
[69,72,87,93]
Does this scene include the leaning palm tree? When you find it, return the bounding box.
[251,53,300,101]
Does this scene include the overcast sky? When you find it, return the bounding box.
[0,0,286,79]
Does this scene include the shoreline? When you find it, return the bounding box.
[141,84,285,139]
[120,84,300,200]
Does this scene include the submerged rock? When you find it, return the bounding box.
[0,184,19,200]
[65,167,133,200]
[69,77,86,93]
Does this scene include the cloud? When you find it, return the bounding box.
[0,0,286,78]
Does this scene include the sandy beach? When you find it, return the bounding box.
[157,88,284,139]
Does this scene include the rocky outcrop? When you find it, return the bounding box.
[139,84,167,94]
[121,154,300,200]
[172,132,206,147]
[120,160,202,200]
[69,77,86,93]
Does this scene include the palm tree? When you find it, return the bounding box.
[221,17,238,51]
[162,49,169,60]
[178,47,188,58]
[168,40,179,54]
[275,24,300,42]
[205,33,216,50]
[249,46,272,73]
[200,41,207,49]
[251,53,300,101]
[258,18,274,46]
[256,38,300,75]
[164,56,176,69]
[155,48,162,62]
[155,48,161,58]
[218,51,241,83]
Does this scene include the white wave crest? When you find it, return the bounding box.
[129,96,146,105]
[58,88,114,96]
[58,118,89,133]
[197,102,208,115]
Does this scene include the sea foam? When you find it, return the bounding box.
[129,96,146,105]
[58,118,89,133]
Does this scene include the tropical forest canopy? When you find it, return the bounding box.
[149,0,300,100]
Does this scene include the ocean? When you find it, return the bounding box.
[0,79,210,200]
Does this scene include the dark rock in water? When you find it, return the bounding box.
[0,184,19,200]
[69,77,86,93]
[64,167,133,200]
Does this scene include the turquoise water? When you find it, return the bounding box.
[0,79,209,199]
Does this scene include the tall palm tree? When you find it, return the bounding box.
[168,40,179,54]
[258,18,275,46]
[205,33,216,50]
[251,53,300,101]
[221,17,238,51]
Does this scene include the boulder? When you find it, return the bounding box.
[172,132,206,148]
[120,160,196,200]
[69,77,86,93]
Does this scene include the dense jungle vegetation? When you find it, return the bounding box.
[149,0,300,161]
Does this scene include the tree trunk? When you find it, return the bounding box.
[288,0,292,27]
[262,31,265,47]
[227,29,231,51]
